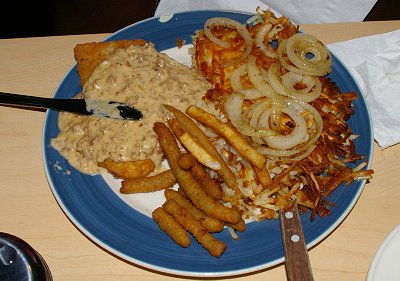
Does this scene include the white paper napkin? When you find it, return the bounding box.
[328,30,400,149]
[155,0,271,18]
[261,0,377,24]
[154,0,377,24]
[155,1,400,149]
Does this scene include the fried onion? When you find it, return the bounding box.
[247,55,279,98]
[204,17,253,67]
[267,63,322,102]
[278,33,332,76]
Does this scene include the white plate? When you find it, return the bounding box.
[367,225,400,281]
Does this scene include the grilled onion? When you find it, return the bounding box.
[255,98,323,160]
[204,17,253,67]
[255,23,276,58]
[278,33,332,76]
[267,63,322,102]
[230,64,265,99]
[261,103,308,150]
[223,93,277,137]
[247,56,279,99]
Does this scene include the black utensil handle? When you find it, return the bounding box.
[0,92,89,115]
[0,92,55,109]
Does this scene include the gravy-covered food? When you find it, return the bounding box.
[51,42,210,174]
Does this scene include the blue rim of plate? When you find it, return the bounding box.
[42,10,373,277]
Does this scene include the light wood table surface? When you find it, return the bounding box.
[1,20,399,281]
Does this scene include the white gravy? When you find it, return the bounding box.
[51,43,210,175]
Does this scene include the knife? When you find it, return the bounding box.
[0,92,143,120]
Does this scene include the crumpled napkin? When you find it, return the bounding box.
[155,1,400,149]
[155,0,271,18]
[328,30,400,149]
[154,0,377,24]
[261,0,377,24]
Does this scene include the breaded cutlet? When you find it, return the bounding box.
[73,39,147,86]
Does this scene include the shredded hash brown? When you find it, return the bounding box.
[192,9,373,221]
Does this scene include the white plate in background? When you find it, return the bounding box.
[367,224,400,281]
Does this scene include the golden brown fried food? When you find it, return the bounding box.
[178,152,196,170]
[177,187,188,198]
[98,158,155,179]
[178,153,223,200]
[163,200,226,257]
[120,169,176,194]
[225,219,246,232]
[168,118,221,170]
[74,39,147,86]
[252,164,272,192]
[153,122,242,224]
[152,207,190,248]
[186,105,266,169]
[164,104,238,193]
[164,189,224,233]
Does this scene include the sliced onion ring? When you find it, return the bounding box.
[286,33,331,76]
[255,23,276,58]
[269,96,284,131]
[247,55,279,99]
[204,17,253,67]
[255,98,323,160]
[267,64,322,102]
[230,64,265,99]
[282,72,314,93]
[278,35,332,76]
[223,93,277,137]
[262,103,308,150]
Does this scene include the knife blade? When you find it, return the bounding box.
[0,92,143,120]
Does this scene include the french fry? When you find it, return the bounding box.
[177,152,196,170]
[177,187,188,198]
[168,118,221,170]
[186,105,267,169]
[164,189,224,233]
[164,104,239,194]
[178,153,223,200]
[252,164,272,192]
[225,219,246,232]
[152,207,190,248]
[163,200,226,257]
[153,122,242,224]
[120,169,176,194]
[98,158,155,179]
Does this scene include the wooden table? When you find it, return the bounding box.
[1,20,399,281]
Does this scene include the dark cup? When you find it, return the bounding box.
[0,232,52,281]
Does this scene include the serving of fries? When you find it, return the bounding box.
[91,8,374,257]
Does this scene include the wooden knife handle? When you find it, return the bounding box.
[280,203,314,281]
